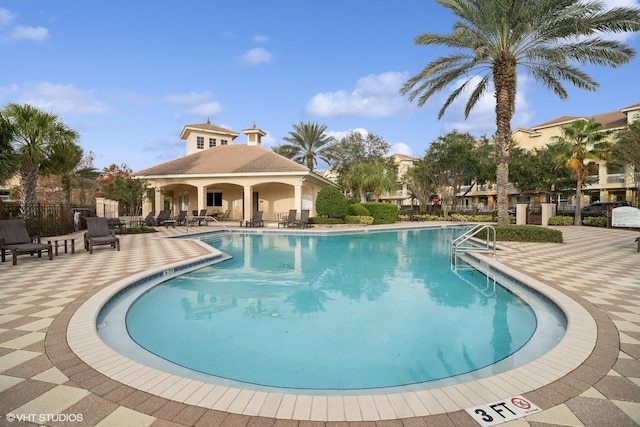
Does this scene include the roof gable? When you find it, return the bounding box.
[134,144,309,176]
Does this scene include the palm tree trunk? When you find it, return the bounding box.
[20,165,39,217]
[493,57,517,227]
[574,176,583,226]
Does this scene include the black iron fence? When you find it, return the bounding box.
[0,201,94,237]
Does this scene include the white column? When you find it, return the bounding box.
[294,184,303,212]
[244,186,253,221]
[155,190,163,212]
[198,186,206,212]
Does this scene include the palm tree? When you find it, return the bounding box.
[554,119,610,225]
[344,161,397,202]
[281,121,335,171]
[3,103,81,215]
[0,113,19,183]
[401,0,640,226]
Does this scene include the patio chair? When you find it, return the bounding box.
[165,210,188,227]
[278,209,297,228]
[0,220,53,265]
[294,209,310,229]
[138,211,155,226]
[153,209,171,226]
[243,211,264,228]
[219,209,230,221]
[84,217,120,254]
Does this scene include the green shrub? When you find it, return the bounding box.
[316,187,349,219]
[345,215,374,225]
[583,216,606,227]
[115,226,157,234]
[480,225,563,243]
[309,216,344,225]
[348,203,371,216]
[361,202,398,224]
[548,215,574,225]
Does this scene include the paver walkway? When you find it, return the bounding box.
[0,224,638,426]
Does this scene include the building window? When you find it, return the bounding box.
[209,138,216,148]
[197,136,204,149]
[206,191,223,207]
[221,139,228,145]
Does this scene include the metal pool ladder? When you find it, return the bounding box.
[450,224,496,266]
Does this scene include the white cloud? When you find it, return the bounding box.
[260,132,277,148]
[305,71,412,118]
[252,34,269,43]
[326,127,369,141]
[8,25,48,42]
[184,101,224,117]
[239,47,272,66]
[391,142,413,156]
[163,91,213,105]
[19,82,110,115]
[0,9,16,28]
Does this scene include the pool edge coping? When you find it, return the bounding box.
[58,225,610,422]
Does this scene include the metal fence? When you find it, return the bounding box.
[0,201,94,237]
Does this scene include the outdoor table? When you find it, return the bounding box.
[47,238,75,256]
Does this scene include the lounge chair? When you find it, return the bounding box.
[153,209,171,226]
[84,217,120,254]
[0,220,53,265]
[138,211,155,226]
[293,209,310,229]
[278,209,297,228]
[165,210,188,227]
[243,211,264,228]
[219,209,230,221]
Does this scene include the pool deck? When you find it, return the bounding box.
[0,222,638,426]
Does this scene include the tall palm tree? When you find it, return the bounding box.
[554,119,610,225]
[401,0,640,226]
[3,103,81,215]
[282,121,335,171]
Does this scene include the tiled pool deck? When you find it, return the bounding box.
[0,223,639,426]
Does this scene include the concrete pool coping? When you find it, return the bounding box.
[65,225,600,421]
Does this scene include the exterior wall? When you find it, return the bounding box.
[184,129,238,155]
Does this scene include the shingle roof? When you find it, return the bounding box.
[531,109,628,131]
[179,123,240,140]
[134,145,309,176]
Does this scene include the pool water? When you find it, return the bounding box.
[100,228,565,391]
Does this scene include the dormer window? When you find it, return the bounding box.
[221,139,228,145]
[209,138,217,148]
[197,136,204,149]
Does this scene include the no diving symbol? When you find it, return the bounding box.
[511,397,531,410]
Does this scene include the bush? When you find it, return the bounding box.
[345,215,374,225]
[548,215,574,225]
[481,225,563,243]
[360,202,398,224]
[583,216,607,227]
[316,187,349,219]
[348,203,371,216]
[115,226,157,234]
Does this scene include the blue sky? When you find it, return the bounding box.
[2,0,639,172]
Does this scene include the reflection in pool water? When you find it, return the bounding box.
[100,228,565,391]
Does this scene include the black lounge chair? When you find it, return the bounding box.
[84,217,120,254]
[294,209,310,229]
[243,211,264,228]
[278,209,297,228]
[0,220,53,265]
[153,209,171,226]
[138,211,155,226]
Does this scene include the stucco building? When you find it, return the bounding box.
[459,102,640,210]
[134,121,336,222]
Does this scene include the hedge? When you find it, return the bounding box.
[548,216,574,225]
[348,203,371,216]
[345,215,374,225]
[483,225,563,243]
[316,187,349,219]
[360,203,398,224]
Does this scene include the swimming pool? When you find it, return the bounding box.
[97,228,566,392]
